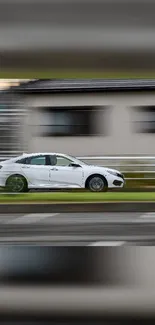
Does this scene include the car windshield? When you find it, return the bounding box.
[68,155,88,165]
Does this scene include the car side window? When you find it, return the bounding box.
[16,158,28,164]
[29,156,46,166]
[56,156,73,167]
[49,155,73,166]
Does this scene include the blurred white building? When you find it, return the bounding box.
[9,79,155,156]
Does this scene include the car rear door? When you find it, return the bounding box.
[19,155,51,187]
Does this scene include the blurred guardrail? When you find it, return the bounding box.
[78,156,155,185]
[1,155,155,187]
[78,156,155,189]
[0,155,155,180]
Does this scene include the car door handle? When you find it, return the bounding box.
[22,166,30,169]
[51,168,58,171]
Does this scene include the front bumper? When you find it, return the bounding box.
[108,175,125,188]
[113,180,124,187]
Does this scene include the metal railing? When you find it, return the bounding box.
[0,155,155,182]
[77,156,155,181]
[0,105,27,157]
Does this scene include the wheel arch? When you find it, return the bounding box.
[5,174,29,193]
[85,173,108,189]
[5,173,28,185]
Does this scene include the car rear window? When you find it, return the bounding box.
[16,158,28,164]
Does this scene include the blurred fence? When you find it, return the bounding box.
[0,154,155,187]
[0,108,26,156]
[78,156,155,186]
[0,87,27,157]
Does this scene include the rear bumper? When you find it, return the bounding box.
[0,172,9,187]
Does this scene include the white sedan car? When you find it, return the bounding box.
[0,153,125,192]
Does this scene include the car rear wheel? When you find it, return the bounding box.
[87,175,108,192]
[5,174,28,193]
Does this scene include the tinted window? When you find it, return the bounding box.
[49,155,73,166]
[16,158,27,164]
[50,155,57,166]
[56,156,73,166]
[29,156,46,165]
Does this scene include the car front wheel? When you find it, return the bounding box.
[87,175,108,192]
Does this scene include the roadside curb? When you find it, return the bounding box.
[1,202,155,213]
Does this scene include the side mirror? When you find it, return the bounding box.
[69,163,81,168]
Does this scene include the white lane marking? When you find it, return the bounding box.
[0,215,22,223]
[7,213,59,224]
[140,213,155,219]
[88,241,126,246]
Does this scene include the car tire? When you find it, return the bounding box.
[86,175,108,192]
[5,174,28,193]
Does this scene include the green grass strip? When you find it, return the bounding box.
[0,192,155,203]
[2,69,155,79]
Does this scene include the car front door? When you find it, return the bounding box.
[49,155,84,188]
[20,155,50,187]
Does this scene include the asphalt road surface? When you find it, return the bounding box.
[1,0,155,53]
[2,0,155,71]
[0,212,155,245]
[0,0,155,28]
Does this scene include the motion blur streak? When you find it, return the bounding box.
[1,0,155,70]
[0,247,154,317]
[0,247,154,287]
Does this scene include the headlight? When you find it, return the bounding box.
[107,170,118,177]
[108,170,124,179]
[0,166,3,170]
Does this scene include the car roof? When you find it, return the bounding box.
[2,153,70,163]
[19,152,68,157]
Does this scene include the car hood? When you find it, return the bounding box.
[104,167,120,174]
[85,165,119,174]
